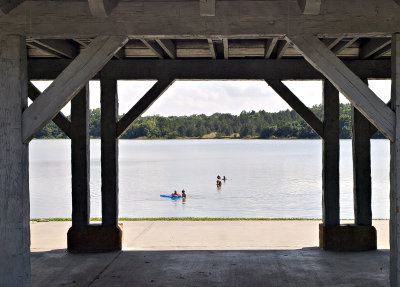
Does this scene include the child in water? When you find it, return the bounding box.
[181,190,186,198]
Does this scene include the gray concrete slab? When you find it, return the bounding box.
[31,249,389,287]
[30,220,390,286]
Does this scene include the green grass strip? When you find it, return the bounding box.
[30,217,389,222]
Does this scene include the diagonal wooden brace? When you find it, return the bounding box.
[22,35,128,143]
[287,34,395,142]
[116,78,174,138]
[28,82,72,138]
[266,79,323,138]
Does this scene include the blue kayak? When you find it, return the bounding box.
[160,194,182,199]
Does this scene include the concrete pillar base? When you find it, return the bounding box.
[67,224,123,253]
[319,224,376,251]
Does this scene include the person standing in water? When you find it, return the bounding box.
[217,175,222,186]
[181,190,186,198]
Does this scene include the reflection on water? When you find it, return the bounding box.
[29,139,390,219]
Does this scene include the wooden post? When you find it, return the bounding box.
[390,33,400,287]
[322,80,340,226]
[0,35,30,286]
[71,85,90,227]
[352,79,372,226]
[101,77,119,226]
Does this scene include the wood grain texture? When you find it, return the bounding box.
[71,85,90,227]
[288,34,395,141]
[297,0,321,15]
[101,77,119,226]
[352,80,372,226]
[28,82,72,138]
[117,78,174,138]
[22,35,128,143]
[0,35,30,287]
[0,0,24,15]
[2,1,400,38]
[29,59,392,81]
[266,80,323,137]
[88,0,119,17]
[390,33,400,287]
[322,80,340,226]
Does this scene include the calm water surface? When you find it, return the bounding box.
[29,139,390,219]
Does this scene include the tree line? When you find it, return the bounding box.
[35,103,385,140]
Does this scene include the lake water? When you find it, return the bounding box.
[29,139,390,219]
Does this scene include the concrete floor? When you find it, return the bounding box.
[30,220,390,286]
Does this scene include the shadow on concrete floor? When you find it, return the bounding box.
[31,248,389,287]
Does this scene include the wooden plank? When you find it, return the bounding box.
[2,1,400,38]
[321,37,343,50]
[297,0,321,15]
[331,38,359,54]
[88,0,119,17]
[200,0,215,16]
[390,32,400,287]
[276,40,289,59]
[265,38,278,59]
[0,0,24,15]
[101,77,119,226]
[22,35,128,143]
[30,39,79,59]
[29,59,391,81]
[71,85,90,227]
[141,39,165,59]
[207,39,216,59]
[266,80,323,137]
[322,80,340,226]
[0,35,30,287]
[360,38,392,59]
[373,44,392,59]
[287,34,395,141]
[352,78,372,226]
[223,38,229,59]
[28,83,72,138]
[117,78,174,138]
[156,39,176,59]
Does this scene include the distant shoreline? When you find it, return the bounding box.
[30,217,389,222]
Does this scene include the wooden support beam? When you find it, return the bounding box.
[352,78,372,226]
[0,35,30,287]
[322,38,343,50]
[373,44,392,60]
[117,78,174,138]
[265,38,278,59]
[266,80,323,138]
[360,38,392,60]
[0,0,24,15]
[331,38,359,54]
[223,38,229,59]
[28,83,72,138]
[276,40,289,59]
[390,32,400,287]
[71,85,90,227]
[28,59,392,81]
[22,35,128,143]
[297,0,321,15]
[287,35,395,141]
[200,0,215,16]
[101,77,119,226]
[88,0,119,17]
[156,39,176,59]
[207,39,217,59]
[322,80,340,226]
[141,39,165,59]
[30,39,79,59]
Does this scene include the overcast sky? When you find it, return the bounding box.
[32,80,391,117]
